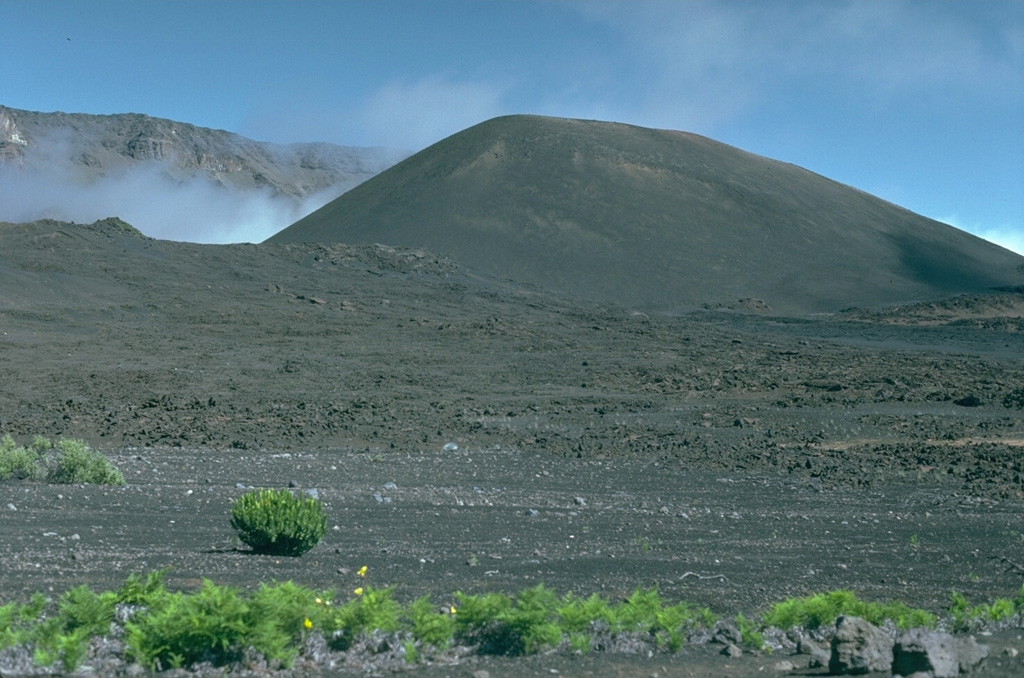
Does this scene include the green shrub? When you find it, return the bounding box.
[0,436,124,485]
[605,588,716,650]
[0,586,118,672]
[117,568,171,606]
[30,436,52,454]
[448,586,718,656]
[0,593,48,650]
[557,592,614,636]
[454,585,559,655]
[125,579,253,669]
[763,590,936,631]
[0,434,43,480]
[247,580,330,663]
[453,590,511,633]
[950,586,1024,630]
[124,577,329,670]
[406,595,456,648]
[327,586,403,649]
[249,580,322,637]
[17,574,1019,673]
[230,488,326,556]
[58,585,117,637]
[734,612,764,649]
[46,439,125,486]
[46,585,118,670]
[613,587,665,631]
[501,584,562,654]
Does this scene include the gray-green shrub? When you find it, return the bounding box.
[47,439,125,485]
[0,436,124,485]
[0,434,43,480]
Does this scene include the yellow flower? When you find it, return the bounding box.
[449,606,457,615]
[315,597,322,604]
[354,587,364,596]
[303,618,313,629]
[357,565,368,577]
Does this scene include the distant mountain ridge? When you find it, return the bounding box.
[270,115,1024,314]
[0,104,402,199]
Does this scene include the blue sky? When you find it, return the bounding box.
[1,0,1021,251]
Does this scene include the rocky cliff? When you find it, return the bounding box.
[0,105,401,199]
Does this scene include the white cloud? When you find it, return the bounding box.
[564,0,768,132]
[0,123,374,243]
[355,75,507,150]
[0,156,348,244]
[816,2,1022,100]
[568,0,1023,132]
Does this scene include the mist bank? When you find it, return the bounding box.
[0,159,355,243]
[0,104,405,242]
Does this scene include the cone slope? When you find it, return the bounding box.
[268,115,1023,314]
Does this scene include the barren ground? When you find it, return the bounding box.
[2,222,1024,675]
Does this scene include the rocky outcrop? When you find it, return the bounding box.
[893,628,959,678]
[826,617,990,677]
[798,636,831,668]
[0,107,29,160]
[953,635,991,675]
[0,104,403,199]
[829,616,894,675]
[892,629,989,678]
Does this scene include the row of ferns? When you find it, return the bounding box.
[3,569,1022,673]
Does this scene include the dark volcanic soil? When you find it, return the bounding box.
[3,447,1024,676]
[2,219,1024,675]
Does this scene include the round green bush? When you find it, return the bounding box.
[230,488,326,556]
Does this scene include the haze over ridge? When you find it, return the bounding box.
[0,104,405,243]
[269,115,1024,315]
